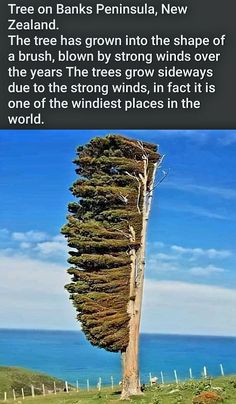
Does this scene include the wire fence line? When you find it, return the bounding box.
[0,363,233,401]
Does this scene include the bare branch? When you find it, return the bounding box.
[118,193,129,204]
[157,154,165,169]
[138,173,145,184]
[115,228,131,240]
[147,169,169,196]
[124,171,142,213]
[129,225,136,242]
[136,141,148,161]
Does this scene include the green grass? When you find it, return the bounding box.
[1,367,236,403]
[0,367,67,397]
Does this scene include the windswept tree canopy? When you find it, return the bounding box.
[62,135,161,352]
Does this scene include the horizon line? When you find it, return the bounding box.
[1,327,236,339]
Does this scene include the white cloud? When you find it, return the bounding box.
[171,245,232,259]
[147,252,180,273]
[35,235,67,256]
[12,230,48,242]
[147,259,179,273]
[0,251,76,330]
[189,265,225,277]
[7,230,68,259]
[147,242,163,252]
[142,280,236,336]
[1,226,235,334]
[146,242,232,277]
[38,242,63,256]
[20,242,32,249]
[0,247,235,335]
[0,251,67,294]
[153,253,177,261]
[163,181,236,201]
[148,241,165,249]
[163,204,227,220]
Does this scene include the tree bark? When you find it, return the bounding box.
[121,160,157,399]
[120,306,141,398]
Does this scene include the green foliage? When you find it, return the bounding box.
[62,134,160,352]
[228,378,236,389]
[194,379,213,395]
[150,394,163,404]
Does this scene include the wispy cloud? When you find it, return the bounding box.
[1,246,235,335]
[0,228,235,334]
[171,245,232,259]
[0,250,75,330]
[142,280,236,336]
[35,235,67,256]
[12,230,48,242]
[152,253,177,261]
[163,203,228,220]
[0,229,67,260]
[147,256,179,273]
[189,264,226,277]
[146,241,232,282]
[0,250,67,294]
[149,241,165,249]
[164,181,236,201]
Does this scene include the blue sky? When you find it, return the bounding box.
[1,130,236,335]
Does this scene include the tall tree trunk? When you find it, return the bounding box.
[121,295,141,398]
[121,160,157,399]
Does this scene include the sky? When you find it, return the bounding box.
[0,129,236,336]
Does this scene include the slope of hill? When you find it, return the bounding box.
[0,366,68,396]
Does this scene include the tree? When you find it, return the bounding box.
[61,134,161,399]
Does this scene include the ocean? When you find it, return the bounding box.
[0,329,236,387]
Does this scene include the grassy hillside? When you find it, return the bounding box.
[0,367,236,403]
[0,367,67,396]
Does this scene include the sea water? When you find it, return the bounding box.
[0,329,235,387]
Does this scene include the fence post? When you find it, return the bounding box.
[174,370,179,384]
[76,380,79,392]
[189,368,193,379]
[160,371,164,384]
[203,366,207,378]
[21,387,25,400]
[12,389,16,400]
[65,381,69,393]
[31,385,35,398]
[220,364,224,376]
[54,381,57,394]
[149,372,152,385]
[111,376,114,390]
[21,388,25,400]
[98,377,102,391]
[42,384,45,396]
[4,392,7,401]
[87,379,90,392]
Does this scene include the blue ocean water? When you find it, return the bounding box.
[0,329,236,387]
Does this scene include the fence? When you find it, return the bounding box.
[148,362,228,387]
[0,363,231,401]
